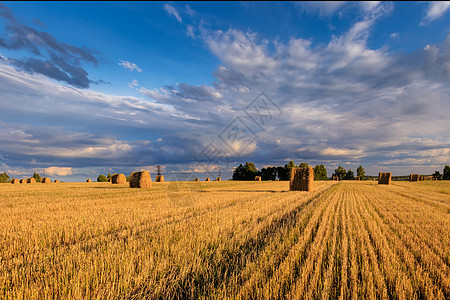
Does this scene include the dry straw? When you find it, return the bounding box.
[11,178,19,184]
[156,175,164,182]
[255,176,261,181]
[19,179,26,184]
[290,166,314,192]
[410,174,419,182]
[332,176,339,181]
[194,178,199,181]
[215,177,221,181]
[107,178,111,182]
[378,172,391,185]
[129,171,152,188]
[86,179,91,183]
[42,177,51,183]
[54,180,59,183]
[205,178,210,181]
[112,173,126,184]
[27,177,36,184]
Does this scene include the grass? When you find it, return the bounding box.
[1,180,449,299]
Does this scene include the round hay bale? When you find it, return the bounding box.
[27,177,36,183]
[205,177,210,181]
[129,171,152,188]
[42,177,51,183]
[215,177,221,181]
[255,176,261,181]
[156,175,164,182]
[86,179,92,183]
[378,172,391,185]
[54,180,59,183]
[194,178,199,181]
[19,179,26,184]
[107,178,111,182]
[290,166,314,192]
[11,178,19,184]
[111,173,126,184]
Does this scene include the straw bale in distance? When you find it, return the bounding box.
[27,177,36,183]
[410,174,419,182]
[255,176,261,181]
[111,173,126,184]
[194,178,199,181]
[11,178,19,184]
[54,180,59,183]
[215,177,221,181]
[156,175,164,182]
[129,171,152,188]
[19,179,26,184]
[107,178,111,182]
[205,177,210,181]
[378,172,391,185]
[290,166,314,192]
[419,175,425,181]
[332,176,339,181]
[42,177,51,183]
[355,176,360,181]
[86,179,91,183]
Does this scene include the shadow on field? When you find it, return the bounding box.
[210,189,289,193]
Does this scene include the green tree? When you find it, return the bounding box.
[299,162,309,168]
[107,172,112,179]
[32,172,42,183]
[261,166,277,181]
[345,169,355,180]
[333,166,346,180]
[0,172,10,183]
[356,165,365,180]
[443,165,450,180]
[313,165,328,180]
[97,174,107,182]
[432,171,442,180]
[232,162,259,181]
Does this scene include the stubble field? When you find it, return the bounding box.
[1,180,449,299]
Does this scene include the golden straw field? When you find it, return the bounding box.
[1,180,449,299]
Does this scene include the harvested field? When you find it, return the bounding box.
[0,180,449,299]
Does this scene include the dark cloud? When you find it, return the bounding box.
[0,4,99,88]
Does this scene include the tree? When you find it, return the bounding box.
[261,166,277,181]
[333,166,346,180]
[107,172,112,179]
[313,165,328,181]
[432,171,442,180]
[0,172,10,183]
[97,174,107,182]
[32,172,42,183]
[443,165,450,180]
[357,165,365,180]
[299,162,309,168]
[345,169,355,180]
[232,162,259,181]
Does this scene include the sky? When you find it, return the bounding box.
[0,1,449,181]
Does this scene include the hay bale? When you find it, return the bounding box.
[194,178,199,181]
[54,180,59,183]
[355,176,360,181]
[156,175,164,182]
[378,172,391,185]
[19,179,26,184]
[129,171,152,188]
[332,176,339,181]
[419,175,426,181]
[27,177,36,183]
[205,177,210,181]
[107,178,111,182]
[86,179,91,183]
[290,166,314,191]
[42,177,51,183]
[111,173,126,184]
[275,179,279,181]
[409,174,419,182]
[215,177,221,181]
[11,178,19,184]
[255,176,261,181]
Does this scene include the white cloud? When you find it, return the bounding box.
[44,167,73,176]
[422,1,450,24]
[128,79,139,88]
[164,4,182,23]
[118,60,142,72]
[185,4,194,16]
[186,24,195,38]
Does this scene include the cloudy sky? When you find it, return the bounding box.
[0,1,449,181]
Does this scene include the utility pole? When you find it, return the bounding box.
[157,165,161,176]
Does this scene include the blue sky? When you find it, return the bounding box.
[0,1,449,181]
